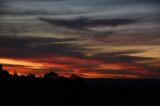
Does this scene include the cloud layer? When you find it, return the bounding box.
[0,0,160,78]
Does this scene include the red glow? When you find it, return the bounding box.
[0,55,156,78]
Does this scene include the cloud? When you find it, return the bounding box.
[78,68,160,78]
[0,0,159,78]
[0,35,156,66]
[1,35,159,78]
[0,1,6,8]
[86,50,153,64]
[0,36,86,58]
[28,49,160,78]
[0,0,90,15]
[39,17,138,30]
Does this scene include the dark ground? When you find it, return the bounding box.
[0,78,160,106]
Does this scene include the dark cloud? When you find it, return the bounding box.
[17,0,65,1]
[0,1,8,15]
[87,50,153,64]
[39,17,138,31]
[0,1,5,7]
[0,0,90,15]
[0,35,155,67]
[0,7,87,15]
[0,36,86,58]
[35,42,86,57]
[91,0,160,6]
[0,36,75,48]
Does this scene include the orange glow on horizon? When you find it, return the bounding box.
[81,72,139,79]
[0,58,44,69]
[0,56,154,78]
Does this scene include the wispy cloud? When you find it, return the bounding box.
[0,0,160,78]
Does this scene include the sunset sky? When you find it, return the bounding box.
[0,0,160,78]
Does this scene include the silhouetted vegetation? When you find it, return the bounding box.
[0,64,84,82]
[44,71,59,79]
[0,64,160,106]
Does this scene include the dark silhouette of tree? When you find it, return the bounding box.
[0,64,3,71]
[20,75,25,78]
[13,70,18,76]
[44,72,59,79]
[0,64,85,82]
[27,73,36,79]
[0,64,10,79]
[70,74,82,79]
[12,70,19,79]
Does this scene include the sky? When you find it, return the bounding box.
[0,0,160,78]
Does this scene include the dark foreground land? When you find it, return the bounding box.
[0,65,160,106]
[0,78,160,106]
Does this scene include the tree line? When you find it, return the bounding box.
[0,64,83,80]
